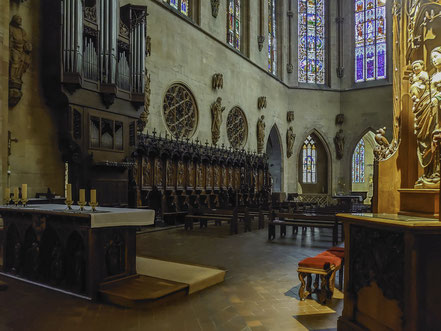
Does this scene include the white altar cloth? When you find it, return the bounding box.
[0,204,155,228]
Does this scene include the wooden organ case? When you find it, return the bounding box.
[42,0,147,206]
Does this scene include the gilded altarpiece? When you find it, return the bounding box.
[374,0,441,217]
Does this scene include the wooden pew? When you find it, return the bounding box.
[268,211,340,245]
[185,208,238,234]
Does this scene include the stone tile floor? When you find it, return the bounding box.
[0,221,343,331]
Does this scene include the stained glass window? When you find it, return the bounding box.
[268,0,277,75]
[227,0,241,51]
[163,0,189,16]
[298,0,326,84]
[302,136,317,183]
[355,0,386,82]
[352,139,365,183]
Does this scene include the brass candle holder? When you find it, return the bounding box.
[65,199,73,210]
[4,196,10,206]
[20,198,28,207]
[78,200,86,211]
[89,201,98,212]
[13,196,20,207]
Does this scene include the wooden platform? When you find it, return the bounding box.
[99,275,188,309]
[136,256,226,294]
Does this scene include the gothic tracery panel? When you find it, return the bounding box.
[163,83,198,139]
[227,107,248,149]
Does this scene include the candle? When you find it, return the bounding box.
[14,187,19,200]
[66,183,72,201]
[79,189,86,203]
[21,184,27,200]
[5,187,10,201]
[90,189,96,204]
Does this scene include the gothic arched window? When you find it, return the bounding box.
[268,0,277,75]
[298,0,326,84]
[355,0,386,82]
[352,139,365,183]
[302,136,317,183]
[227,0,241,51]
[163,0,190,16]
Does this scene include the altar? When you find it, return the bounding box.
[0,204,154,299]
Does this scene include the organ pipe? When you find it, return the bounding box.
[62,0,83,73]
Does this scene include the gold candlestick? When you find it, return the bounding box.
[89,201,98,212]
[78,189,86,211]
[13,187,19,206]
[4,188,10,205]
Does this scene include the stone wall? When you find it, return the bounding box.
[1,0,65,200]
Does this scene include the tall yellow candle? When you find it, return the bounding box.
[14,187,19,200]
[90,189,96,204]
[66,184,72,201]
[21,184,27,200]
[79,189,86,203]
[5,187,10,201]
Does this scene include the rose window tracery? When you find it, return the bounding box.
[227,107,248,149]
[163,83,198,138]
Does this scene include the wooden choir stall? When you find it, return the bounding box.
[337,1,441,330]
[130,133,272,223]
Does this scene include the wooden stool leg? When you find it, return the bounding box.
[318,274,328,304]
[313,274,320,292]
[306,274,312,293]
[328,271,336,298]
[298,272,311,300]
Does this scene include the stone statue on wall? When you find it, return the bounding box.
[286,126,296,158]
[334,129,345,160]
[409,60,428,103]
[410,47,441,187]
[257,115,265,154]
[9,15,32,107]
[211,0,220,18]
[211,97,225,145]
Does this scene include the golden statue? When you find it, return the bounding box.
[9,15,32,107]
[411,47,441,187]
[257,115,265,154]
[211,97,225,145]
[409,60,429,103]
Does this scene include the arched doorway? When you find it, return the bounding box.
[351,131,376,204]
[266,125,283,192]
[297,132,329,193]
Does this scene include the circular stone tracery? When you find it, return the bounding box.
[227,107,248,149]
[163,83,198,138]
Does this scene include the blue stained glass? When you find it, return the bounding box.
[352,139,365,183]
[354,0,386,82]
[227,0,241,50]
[268,0,277,75]
[298,0,325,84]
[302,136,317,184]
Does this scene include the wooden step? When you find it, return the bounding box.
[99,275,188,308]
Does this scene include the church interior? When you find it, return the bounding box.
[2,0,441,330]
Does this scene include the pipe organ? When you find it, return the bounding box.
[43,0,147,206]
[61,0,146,104]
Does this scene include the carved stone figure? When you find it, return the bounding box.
[188,162,195,188]
[9,15,32,107]
[166,160,174,187]
[138,73,150,133]
[335,114,345,126]
[177,160,185,187]
[155,158,163,187]
[258,96,267,110]
[287,111,295,123]
[286,126,296,158]
[334,129,345,160]
[211,0,220,18]
[257,115,266,154]
[409,60,429,103]
[411,47,441,187]
[197,164,204,187]
[212,73,223,89]
[211,97,225,145]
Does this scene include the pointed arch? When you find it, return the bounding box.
[266,124,284,192]
[297,128,332,194]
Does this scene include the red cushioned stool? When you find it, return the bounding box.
[297,254,341,303]
[326,247,345,290]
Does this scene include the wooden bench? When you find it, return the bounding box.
[185,208,238,234]
[298,251,342,304]
[268,212,340,245]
